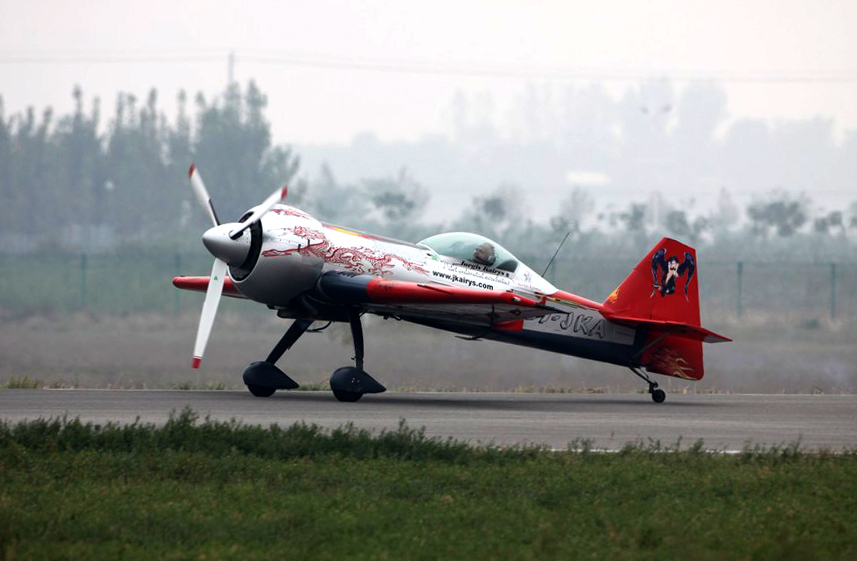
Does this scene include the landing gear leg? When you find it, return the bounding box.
[630,366,666,403]
[266,318,314,365]
[243,318,313,397]
[348,307,365,372]
[329,308,386,402]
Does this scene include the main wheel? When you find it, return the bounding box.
[332,389,363,402]
[651,388,666,403]
[247,384,276,398]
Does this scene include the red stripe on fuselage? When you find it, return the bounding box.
[546,289,602,310]
[365,278,542,307]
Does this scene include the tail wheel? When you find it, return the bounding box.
[651,388,666,403]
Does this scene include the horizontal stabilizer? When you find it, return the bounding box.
[601,313,731,343]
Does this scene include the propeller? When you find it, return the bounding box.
[186,164,288,369]
[228,185,288,240]
[188,164,220,227]
[192,257,227,368]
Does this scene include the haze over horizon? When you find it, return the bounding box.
[2,0,856,222]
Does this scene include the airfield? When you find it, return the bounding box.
[2,389,855,451]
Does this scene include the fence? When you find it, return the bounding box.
[546,258,857,324]
[1,252,855,323]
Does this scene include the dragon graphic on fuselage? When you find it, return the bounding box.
[263,225,430,277]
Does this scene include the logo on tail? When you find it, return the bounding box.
[650,249,695,300]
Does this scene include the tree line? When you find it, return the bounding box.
[0,82,298,252]
[1,81,856,264]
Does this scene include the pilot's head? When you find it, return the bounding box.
[473,242,496,266]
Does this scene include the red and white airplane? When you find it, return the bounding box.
[174,165,730,403]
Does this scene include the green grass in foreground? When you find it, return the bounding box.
[1,410,856,561]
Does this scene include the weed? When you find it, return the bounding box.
[2,376,43,389]
[294,380,329,391]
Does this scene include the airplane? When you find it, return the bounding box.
[173,165,730,404]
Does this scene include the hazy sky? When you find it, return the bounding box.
[2,0,856,145]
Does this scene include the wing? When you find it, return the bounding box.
[172,276,246,298]
[676,252,696,299]
[317,272,559,326]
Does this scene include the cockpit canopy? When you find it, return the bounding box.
[418,232,519,273]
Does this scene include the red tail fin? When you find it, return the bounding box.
[602,238,700,326]
[601,238,728,381]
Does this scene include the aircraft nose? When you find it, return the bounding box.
[202,223,251,266]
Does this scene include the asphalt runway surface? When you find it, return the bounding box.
[1,390,855,451]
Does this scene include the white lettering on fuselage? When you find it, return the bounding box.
[525,307,635,345]
[431,269,495,290]
[455,260,511,277]
[426,258,515,292]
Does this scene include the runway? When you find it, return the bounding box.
[1,390,855,451]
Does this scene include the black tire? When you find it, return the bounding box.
[247,384,276,398]
[651,388,666,403]
[333,389,363,402]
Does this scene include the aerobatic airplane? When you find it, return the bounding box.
[174,165,730,403]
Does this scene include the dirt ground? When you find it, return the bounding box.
[1,308,855,393]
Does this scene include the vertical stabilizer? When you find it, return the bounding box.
[602,238,700,326]
[602,238,708,380]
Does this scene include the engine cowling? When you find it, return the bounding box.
[229,206,326,307]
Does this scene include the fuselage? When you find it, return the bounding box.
[227,204,640,367]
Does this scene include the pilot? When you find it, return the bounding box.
[472,242,496,266]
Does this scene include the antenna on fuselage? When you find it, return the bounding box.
[541,231,570,278]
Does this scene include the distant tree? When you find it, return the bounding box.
[0,97,13,240]
[364,168,428,223]
[0,97,8,182]
[618,202,647,235]
[709,188,740,234]
[0,80,302,250]
[448,184,525,244]
[664,209,709,243]
[53,87,106,245]
[747,191,809,238]
[549,187,594,240]
[104,89,172,237]
[168,90,194,229]
[193,81,299,222]
[474,184,521,239]
[9,106,54,239]
[305,163,370,226]
[813,210,845,236]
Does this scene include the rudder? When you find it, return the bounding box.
[602,238,710,381]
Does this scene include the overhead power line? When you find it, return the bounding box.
[1,50,856,84]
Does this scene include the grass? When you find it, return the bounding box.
[170,381,229,391]
[1,409,856,560]
[1,376,43,389]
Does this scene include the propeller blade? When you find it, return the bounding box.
[192,258,228,368]
[228,185,288,240]
[188,164,220,227]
